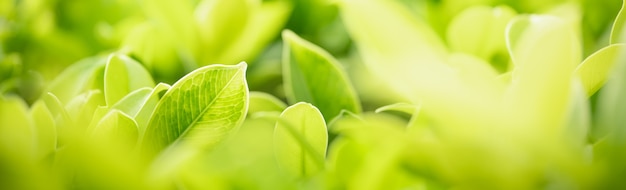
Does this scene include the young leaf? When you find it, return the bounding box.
[45,56,107,103]
[248,91,287,115]
[274,102,327,178]
[92,109,139,147]
[575,44,625,96]
[104,54,155,106]
[282,30,361,120]
[505,15,581,129]
[446,5,516,63]
[142,62,249,154]
[610,0,626,44]
[0,95,35,157]
[30,100,57,159]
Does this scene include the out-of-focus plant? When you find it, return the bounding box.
[3,0,626,189]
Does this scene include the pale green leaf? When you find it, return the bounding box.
[30,100,57,159]
[446,5,516,61]
[248,91,287,115]
[195,0,250,63]
[135,83,171,134]
[375,103,417,115]
[212,1,292,64]
[282,30,361,120]
[0,95,35,157]
[274,102,327,178]
[111,87,153,118]
[575,44,625,96]
[505,15,581,129]
[142,62,249,154]
[104,54,155,106]
[64,90,105,130]
[45,56,107,104]
[610,0,626,44]
[92,109,139,147]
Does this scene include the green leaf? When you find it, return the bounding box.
[248,91,287,115]
[135,83,171,134]
[446,5,516,62]
[575,44,625,96]
[196,0,250,62]
[505,15,581,129]
[92,109,139,147]
[375,103,417,115]
[282,30,361,120]
[142,62,249,154]
[104,54,155,106]
[274,102,327,178]
[610,0,626,44]
[0,95,35,157]
[45,56,107,104]
[30,100,57,159]
[212,1,292,64]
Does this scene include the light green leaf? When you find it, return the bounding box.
[505,15,581,129]
[282,30,361,120]
[274,102,327,178]
[135,83,171,134]
[195,0,250,63]
[248,91,287,115]
[610,0,626,44]
[45,56,107,104]
[575,44,625,96]
[92,109,139,147]
[111,87,153,118]
[446,5,516,62]
[104,54,155,106]
[142,62,249,155]
[110,83,171,135]
[375,103,417,115]
[64,90,105,130]
[0,95,35,157]
[211,1,292,64]
[30,100,57,159]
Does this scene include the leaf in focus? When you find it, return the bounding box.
[248,91,287,115]
[142,62,249,155]
[282,30,361,120]
[104,54,155,106]
[274,102,327,178]
[575,44,625,96]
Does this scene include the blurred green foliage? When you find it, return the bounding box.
[2,0,626,189]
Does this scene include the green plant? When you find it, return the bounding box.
[3,0,626,189]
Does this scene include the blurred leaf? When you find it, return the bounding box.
[575,44,625,96]
[506,15,581,129]
[274,102,327,178]
[610,0,626,44]
[45,56,106,104]
[30,100,57,159]
[446,5,516,72]
[143,62,249,154]
[213,1,292,64]
[282,30,360,120]
[248,91,287,115]
[196,0,250,62]
[0,95,35,157]
[104,54,155,106]
[135,83,170,134]
[92,109,138,147]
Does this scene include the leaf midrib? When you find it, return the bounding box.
[170,68,242,147]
